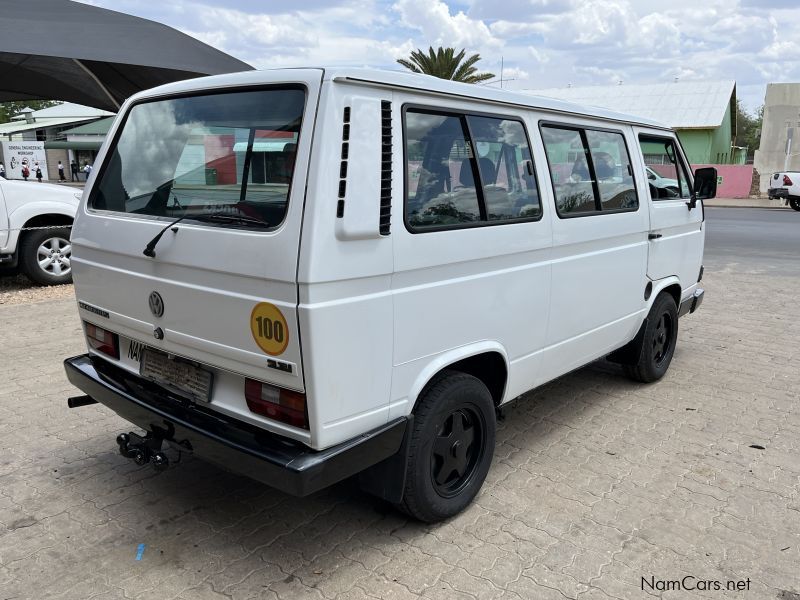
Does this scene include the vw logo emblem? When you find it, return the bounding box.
[148,291,164,318]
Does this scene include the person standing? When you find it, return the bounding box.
[35,164,43,183]
[21,164,29,181]
[70,160,78,182]
[57,160,66,181]
[0,162,5,179]
[83,162,92,181]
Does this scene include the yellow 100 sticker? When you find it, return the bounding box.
[250,302,289,356]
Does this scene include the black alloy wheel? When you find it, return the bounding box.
[624,292,679,383]
[430,406,486,499]
[398,371,496,522]
[652,312,674,366]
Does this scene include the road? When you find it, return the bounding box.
[1,210,799,600]
[705,207,800,276]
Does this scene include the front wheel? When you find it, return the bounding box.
[398,372,496,522]
[20,227,73,285]
[624,293,679,383]
[789,197,800,211]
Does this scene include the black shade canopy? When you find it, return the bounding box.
[0,0,253,111]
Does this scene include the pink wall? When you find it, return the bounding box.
[649,164,753,199]
[693,165,753,199]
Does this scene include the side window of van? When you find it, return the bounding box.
[405,109,540,231]
[639,136,692,200]
[541,125,638,217]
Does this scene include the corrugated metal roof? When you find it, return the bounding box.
[0,116,96,135]
[60,116,115,136]
[530,80,736,129]
[11,102,114,120]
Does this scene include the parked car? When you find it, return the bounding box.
[0,178,80,284]
[767,172,800,210]
[63,68,716,522]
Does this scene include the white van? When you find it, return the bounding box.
[64,68,715,522]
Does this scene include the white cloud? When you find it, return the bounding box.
[393,0,501,50]
[75,0,800,110]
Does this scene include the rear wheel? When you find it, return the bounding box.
[399,372,495,522]
[624,293,678,383]
[789,197,800,211]
[20,227,73,285]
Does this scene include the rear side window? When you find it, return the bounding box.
[639,135,691,200]
[405,108,540,231]
[90,87,306,230]
[541,124,638,217]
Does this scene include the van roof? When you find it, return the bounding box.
[128,67,672,131]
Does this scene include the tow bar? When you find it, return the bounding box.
[67,395,171,472]
[116,432,170,471]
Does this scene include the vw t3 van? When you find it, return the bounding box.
[64,68,715,522]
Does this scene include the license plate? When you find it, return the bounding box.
[140,348,213,402]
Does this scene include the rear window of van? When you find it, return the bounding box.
[89,87,306,230]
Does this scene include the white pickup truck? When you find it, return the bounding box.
[767,172,800,211]
[0,178,80,284]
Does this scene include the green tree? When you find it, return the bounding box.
[735,100,763,162]
[0,100,60,124]
[397,47,495,84]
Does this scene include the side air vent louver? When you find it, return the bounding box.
[337,106,350,218]
[379,100,392,235]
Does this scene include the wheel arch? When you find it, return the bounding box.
[648,276,681,311]
[409,342,509,412]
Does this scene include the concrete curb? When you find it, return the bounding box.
[704,198,790,209]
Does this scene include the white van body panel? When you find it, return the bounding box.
[68,67,703,455]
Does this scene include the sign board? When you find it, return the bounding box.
[717,175,724,185]
[0,141,48,180]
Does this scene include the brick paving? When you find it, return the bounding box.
[1,269,798,600]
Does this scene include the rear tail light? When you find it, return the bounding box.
[244,378,308,429]
[784,174,793,186]
[85,322,119,359]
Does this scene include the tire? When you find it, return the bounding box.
[624,293,679,383]
[398,372,496,523]
[20,227,73,286]
[789,197,800,211]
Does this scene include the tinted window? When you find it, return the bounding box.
[405,109,540,231]
[639,136,691,200]
[406,112,481,228]
[586,129,638,211]
[541,126,596,214]
[466,116,540,220]
[90,88,305,230]
[541,124,638,216]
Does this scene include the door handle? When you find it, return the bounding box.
[648,233,662,240]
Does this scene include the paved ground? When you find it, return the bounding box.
[1,210,799,600]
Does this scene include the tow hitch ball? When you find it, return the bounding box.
[116,433,169,472]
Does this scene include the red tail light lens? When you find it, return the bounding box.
[244,379,308,429]
[783,175,793,186]
[85,322,119,359]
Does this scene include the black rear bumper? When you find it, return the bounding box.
[768,188,788,199]
[64,354,407,496]
[678,287,704,318]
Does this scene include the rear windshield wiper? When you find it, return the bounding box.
[142,212,269,258]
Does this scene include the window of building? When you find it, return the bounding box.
[639,135,691,200]
[541,124,638,217]
[405,108,540,231]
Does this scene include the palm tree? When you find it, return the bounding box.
[397,47,495,84]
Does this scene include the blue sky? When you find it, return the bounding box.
[80,0,800,112]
